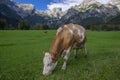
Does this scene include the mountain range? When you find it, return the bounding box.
[0,0,120,29]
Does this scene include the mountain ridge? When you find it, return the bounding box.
[0,0,120,29]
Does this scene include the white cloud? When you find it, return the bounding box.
[47,0,111,11]
[97,0,110,4]
[47,0,83,11]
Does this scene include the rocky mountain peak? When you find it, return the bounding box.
[0,0,35,17]
[16,3,34,11]
[109,0,120,10]
[46,8,67,18]
[15,3,35,17]
[79,0,101,8]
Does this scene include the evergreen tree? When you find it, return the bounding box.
[0,18,6,30]
[18,20,30,30]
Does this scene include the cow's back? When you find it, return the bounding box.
[56,23,86,48]
[62,23,86,43]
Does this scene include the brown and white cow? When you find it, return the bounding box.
[43,23,87,75]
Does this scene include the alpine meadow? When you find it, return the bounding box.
[0,30,120,80]
[0,0,120,80]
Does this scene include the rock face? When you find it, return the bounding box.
[0,0,22,27]
[15,3,35,17]
[109,0,120,10]
[46,8,65,18]
[56,0,120,26]
[0,0,35,17]
[79,0,101,8]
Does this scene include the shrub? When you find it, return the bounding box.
[90,4,98,8]
[88,23,120,31]
[18,20,30,30]
[0,18,6,30]
[34,24,49,30]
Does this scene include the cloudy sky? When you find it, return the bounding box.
[14,0,110,11]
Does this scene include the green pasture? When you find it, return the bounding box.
[0,30,120,80]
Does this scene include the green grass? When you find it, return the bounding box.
[0,30,120,80]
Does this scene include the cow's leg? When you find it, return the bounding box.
[74,48,78,59]
[83,43,87,58]
[62,47,71,70]
[61,50,66,58]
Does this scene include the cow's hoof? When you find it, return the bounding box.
[61,67,66,70]
[84,55,88,58]
[74,55,77,59]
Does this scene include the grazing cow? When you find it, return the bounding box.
[43,23,87,75]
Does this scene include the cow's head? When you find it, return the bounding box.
[43,52,57,75]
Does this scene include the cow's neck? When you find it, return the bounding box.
[50,36,63,62]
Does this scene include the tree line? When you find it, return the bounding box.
[0,18,120,31]
[0,18,49,30]
[87,23,120,31]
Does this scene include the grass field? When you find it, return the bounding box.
[0,30,120,80]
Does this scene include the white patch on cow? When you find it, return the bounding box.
[77,30,81,36]
[64,25,73,34]
[64,25,67,28]
[77,29,85,42]
[64,49,70,60]
[72,24,76,29]
[62,49,71,70]
[43,52,58,75]
[72,24,80,30]
[56,27,62,35]
[81,32,85,42]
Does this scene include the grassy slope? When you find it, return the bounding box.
[0,30,120,80]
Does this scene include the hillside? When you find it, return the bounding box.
[109,15,120,24]
[0,3,21,28]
